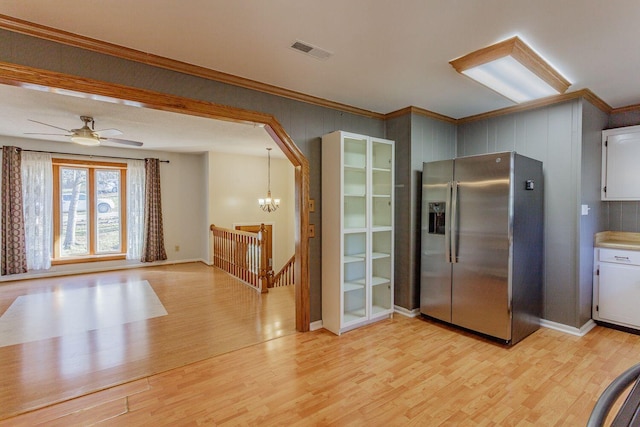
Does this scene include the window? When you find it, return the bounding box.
[52,158,127,263]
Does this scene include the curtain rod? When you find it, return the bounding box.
[2,146,170,163]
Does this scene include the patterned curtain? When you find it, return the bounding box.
[1,146,27,275]
[141,158,167,262]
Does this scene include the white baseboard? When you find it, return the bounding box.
[311,314,597,337]
[394,305,420,318]
[309,320,323,331]
[0,258,208,283]
[540,318,597,337]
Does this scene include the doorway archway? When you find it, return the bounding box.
[0,61,311,331]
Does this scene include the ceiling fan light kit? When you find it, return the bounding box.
[449,36,571,103]
[71,117,101,145]
[70,135,101,146]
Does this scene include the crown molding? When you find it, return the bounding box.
[456,88,611,124]
[0,14,384,120]
[0,14,621,126]
[580,88,612,113]
[385,89,611,126]
[384,106,457,124]
[610,103,640,115]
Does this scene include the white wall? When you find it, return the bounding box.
[160,150,208,261]
[0,135,208,281]
[207,151,295,270]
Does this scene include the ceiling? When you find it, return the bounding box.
[0,1,639,152]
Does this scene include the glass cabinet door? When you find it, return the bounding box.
[371,230,392,315]
[371,140,393,228]
[343,232,367,323]
[343,137,367,230]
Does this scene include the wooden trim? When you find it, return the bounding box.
[52,158,127,168]
[120,168,127,256]
[0,61,311,332]
[581,88,612,113]
[384,106,457,124]
[258,224,270,293]
[264,124,310,331]
[51,254,127,266]
[7,14,640,129]
[611,103,640,115]
[52,159,127,260]
[386,89,611,125]
[456,88,612,124]
[88,167,96,254]
[450,37,517,72]
[0,14,384,120]
[511,37,571,94]
[0,15,627,129]
[450,36,571,94]
[272,254,295,287]
[0,63,275,126]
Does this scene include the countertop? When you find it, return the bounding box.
[595,231,640,251]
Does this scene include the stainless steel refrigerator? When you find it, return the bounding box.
[420,151,543,345]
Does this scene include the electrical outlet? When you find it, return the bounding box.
[174,245,180,252]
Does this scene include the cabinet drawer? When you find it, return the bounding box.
[599,248,640,266]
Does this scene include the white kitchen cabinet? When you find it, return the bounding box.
[322,131,394,335]
[601,125,640,200]
[593,247,640,330]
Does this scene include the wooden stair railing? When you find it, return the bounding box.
[210,224,270,293]
[271,254,295,288]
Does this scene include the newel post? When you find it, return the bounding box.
[258,223,270,293]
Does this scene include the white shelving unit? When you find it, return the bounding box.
[322,130,394,335]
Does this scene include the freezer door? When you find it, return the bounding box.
[451,152,512,340]
[420,160,453,322]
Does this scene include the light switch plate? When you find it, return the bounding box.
[581,204,590,216]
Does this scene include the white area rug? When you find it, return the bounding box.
[0,280,167,347]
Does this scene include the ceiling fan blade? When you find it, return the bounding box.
[24,132,71,136]
[28,119,72,132]
[101,137,144,147]
[95,128,123,138]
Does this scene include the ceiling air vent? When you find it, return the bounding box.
[290,40,332,60]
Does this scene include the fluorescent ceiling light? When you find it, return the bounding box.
[450,36,570,103]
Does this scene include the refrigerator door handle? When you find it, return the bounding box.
[451,181,459,263]
[445,181,452,263]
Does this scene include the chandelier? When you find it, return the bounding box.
[258,148,280,212]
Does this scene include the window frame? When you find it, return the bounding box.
[52,158,128,264]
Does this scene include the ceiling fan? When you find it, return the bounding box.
[25,115,144,147]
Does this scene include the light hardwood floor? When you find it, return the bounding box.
[0,263,296,421]
[2,266,640,425]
